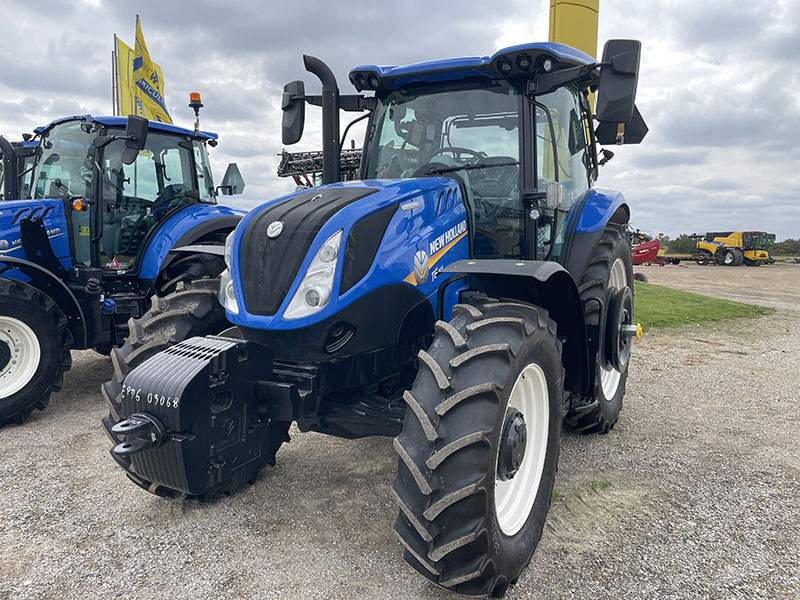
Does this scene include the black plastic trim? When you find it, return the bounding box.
[240,283,430,362]
[442,259,589,394]
[339,203,397,294]
[0,256,87,347]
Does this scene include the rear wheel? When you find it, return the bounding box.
[566,223,633,433]
[392,300,564,596]
[0,279,71,428]
[732,248,744,266]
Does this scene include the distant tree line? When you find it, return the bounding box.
[772,239,800,255]
[667,235,697,254]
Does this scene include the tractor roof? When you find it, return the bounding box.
[350,42,596,92]
[34,115,218,140]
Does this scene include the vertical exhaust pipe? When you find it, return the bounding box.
[0,136,19,201]
[303,55,341,184]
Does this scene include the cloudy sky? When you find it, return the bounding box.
[1,0,798,240]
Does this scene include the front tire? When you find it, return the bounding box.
[100,278,228,441]
[392,300,565,597]
[566,223,633,433]
[0,279,71,428]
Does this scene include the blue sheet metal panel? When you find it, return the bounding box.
[573,188,627,234]
[34,115,217,140]
[137,203,245,278]
[350,41,595,82]
[226,178,469,331]
[0,199,72,272]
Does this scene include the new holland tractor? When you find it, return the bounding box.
[104,40,647,595]
[0,108,246,427]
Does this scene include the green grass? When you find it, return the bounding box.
[591,480,611,492]
[551,489,564,501]
[634,281,773,330]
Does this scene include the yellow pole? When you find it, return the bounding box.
[548,0,599,59]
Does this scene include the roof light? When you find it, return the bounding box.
[367,74,380,90]
[352,73,365,91]
[516,54,532,71]
[497,57,513,75]
[189,92,203,109]
[542,58,554,72]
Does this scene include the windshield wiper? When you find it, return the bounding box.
[425,160,519,175]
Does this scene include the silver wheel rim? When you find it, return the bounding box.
[600,258,627,399]
[0,316,41,399]
[495,363,549,536]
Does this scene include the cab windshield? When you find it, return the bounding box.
[366,79,522,258]
[34,120,212,268]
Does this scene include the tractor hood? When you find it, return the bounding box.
[225,177,469,333]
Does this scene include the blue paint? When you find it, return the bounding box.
[351,42,596,88]
[573,188,628,234]
[34,115,217,140]
[138,203,245,279]
[0,199,72,276]
[226,178,469,330]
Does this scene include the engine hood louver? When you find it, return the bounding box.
[239,187,377,316]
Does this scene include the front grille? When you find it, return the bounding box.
[239,187,376,316]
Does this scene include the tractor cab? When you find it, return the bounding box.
[27,115,243,273]
[282,41,647,271]
[0,139,38,201]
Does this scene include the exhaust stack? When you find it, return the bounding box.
[303,55,341,184]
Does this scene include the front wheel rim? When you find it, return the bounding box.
[495,363,549,536]
[0,316,41,398]
[600,258,627,399]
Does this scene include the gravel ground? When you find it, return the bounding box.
[1,267,798,599]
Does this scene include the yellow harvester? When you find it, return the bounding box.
[694,231,775,266]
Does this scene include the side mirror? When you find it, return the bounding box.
[595,39,641,124]
[219,163,245,196]
[281,80,306,145]
[121,115,148,165]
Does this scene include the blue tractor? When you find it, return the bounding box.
[0,110,246,427]
[105,40,647,595]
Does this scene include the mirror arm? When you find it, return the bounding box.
[302,94,375,112]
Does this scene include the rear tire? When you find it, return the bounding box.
[0,279,72,428]
[565,222,632,434]
[392,299,565,596]
[732,248,744,266]
[101,277,228,441]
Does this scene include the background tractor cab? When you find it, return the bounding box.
[0,107,246,428]
[0,137,38,202]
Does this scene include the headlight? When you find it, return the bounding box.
[218,232,239,314]
[283,230,342,320]
[218,267,239,314]
[224,231,235,267]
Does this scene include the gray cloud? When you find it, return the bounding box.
[0,0,798,240]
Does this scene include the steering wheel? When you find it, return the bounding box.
[429,147,487,163]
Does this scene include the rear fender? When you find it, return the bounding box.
[138,204,244,280]
[0,256,86,347]
[441,259,589,395]
[565,189,630,280]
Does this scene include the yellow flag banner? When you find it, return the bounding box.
[115,33,169,122]
[132,17,171,123]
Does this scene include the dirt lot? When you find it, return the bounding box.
[1,266,798,599]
